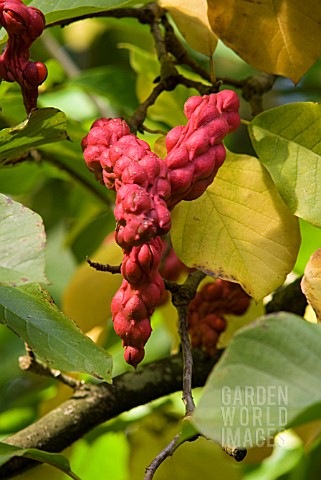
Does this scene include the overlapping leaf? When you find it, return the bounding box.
[29,0,151,25]
[0,442,80,480]
[0,108,67,163]
[0,195,47,286]
[0,283,112,382]
[207,0,321,83]
[192,313,321,448]
[249,102,321,227]
[171,151,300,301]
[159,0,217,56]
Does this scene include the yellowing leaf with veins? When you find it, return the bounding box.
[171,151,300,301]
[160,0,217,57]
[207,0,321,83]
[301,249,321,321]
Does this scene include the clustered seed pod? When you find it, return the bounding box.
[0,0,47,114]
[82,90,240,367]
[82,118,172,367]
[164,90,240,208]
[188,280,250,356]
[112,237,165,367]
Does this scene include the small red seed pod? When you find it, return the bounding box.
[0,0,47,113]
[188,280,250,356]
[164,90,240,209]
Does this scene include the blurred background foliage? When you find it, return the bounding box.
[1,10,321,480]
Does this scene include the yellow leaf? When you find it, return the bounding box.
[153,135,167,159]
[207,0,321,83]
[160,0,217,57]
[171,151,301,301]
[301,248,321,321]
[62,235,123,336]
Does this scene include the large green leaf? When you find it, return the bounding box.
[0,283,112,382]
[29,0,151,25]
[192,313,321,449]
[0,195,47,286]
[0,442,80,480]
[0,108,68,163]
[171,151,300,301]
[249,102,321,228]
[71,66,138,114]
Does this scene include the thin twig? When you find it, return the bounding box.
[2,350,221,478]
[171,270,206,414]
[19,344,82,389]
[162,16,212,83]
[140,124,167,135]
[46,6,156,29]
[142,270,206,479]
[144,434,180,480]
[128,83,166,132]
[86,257,121,274]
[242,73,277,117]
[177,75,217,95]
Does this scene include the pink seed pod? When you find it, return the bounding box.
[188,280,250,356]
[111,238,164,367]
[164,90,240,208]
[0,0,47,113]
[82,91,241,367]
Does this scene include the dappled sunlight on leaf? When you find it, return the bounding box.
[0,283,112,382]
[0,108,68,163]
[193,313,321,448]
[160,0,217,56]
[0,195,47,286]
[207,0,321,83]
[171,151,300,301]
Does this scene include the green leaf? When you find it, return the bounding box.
[29,0,151,26]
[0,195,47,286]
[71,66,138,114]
[171,151,300,301]
[67,432,129,480]
[294,219,321,275]
[192,313,321,449]
[0,108,68,163]
[249,102,321,227]
[242,431,305,480]
[0,442,80,480]
[0,283,112,382]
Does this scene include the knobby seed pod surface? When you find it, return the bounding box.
[82,90,241,366]
[188,280,250,356]
[0,0,47,113]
